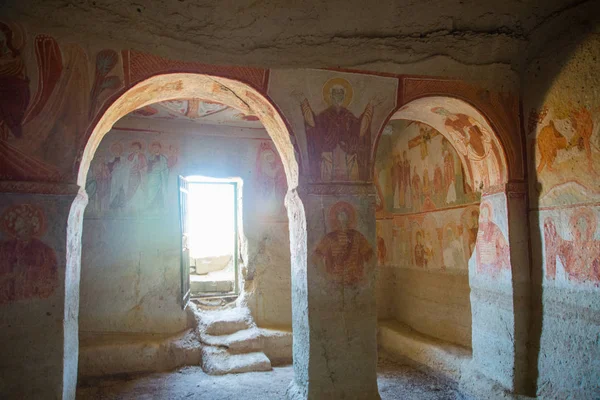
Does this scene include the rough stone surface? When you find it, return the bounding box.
[201,347,272,375]
[78,329,202,378]
[378,320,472,382]
[77,356,474,400]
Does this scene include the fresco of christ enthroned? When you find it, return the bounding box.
[296,78,376,182]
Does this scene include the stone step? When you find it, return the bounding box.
[201,328,263,354]
[201,308,253,336]
[201,347,272,375]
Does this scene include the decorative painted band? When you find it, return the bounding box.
[482,180,527,196]
[0,180,81,196]
[299,182,376,196]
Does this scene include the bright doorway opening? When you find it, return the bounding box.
[179,176,240,301]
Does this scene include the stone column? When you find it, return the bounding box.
[0,185,84,399]
[287,183,380,400]
[461,182,531,396]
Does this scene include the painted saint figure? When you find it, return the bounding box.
[476,202,509,276]
[442,139,457,203]
[256,142,287,218]
[0,22,62,180]
[126,141,147,206]
[107,142,127,210]
[544,209,600,283]
[0,204,58,304]
[414,230,428,268]
[146,142,169,210]
[411,166,422,210]
[295,77,377,181]
[313,201,374,286]
[443,227,464,270]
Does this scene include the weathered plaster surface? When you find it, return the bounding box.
[80,123,291,334]
[524,9,600,397]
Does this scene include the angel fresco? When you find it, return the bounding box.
[0,21,121,181]
[294,78,380,182]
[0,22,62,179]
[432,107,501,188]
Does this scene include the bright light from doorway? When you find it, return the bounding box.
[187,181,235,259]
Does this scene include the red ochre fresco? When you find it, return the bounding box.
[313,201,374,286]
[0,204,58,304]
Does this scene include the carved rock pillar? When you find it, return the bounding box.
[286,183,380,400]
[462,182,531,397]
[0,183,87,399]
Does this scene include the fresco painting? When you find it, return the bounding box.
[85,138,179,216]
[294,77,380,181]
[0,21,123,181]
[381,204,479,272]
[375,120,479,215]
[313,201,373,286]
[255,141,287,220]
[544,208,600,285]
[475,201,509,277]
[267,69,397,183]
[0,204,58,304]
[528,105,600,206]
[393,97,507,191]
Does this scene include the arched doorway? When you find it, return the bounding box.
[68,73,304,385]
[373,95,530,395]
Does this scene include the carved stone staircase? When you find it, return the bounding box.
[196,305,289,375]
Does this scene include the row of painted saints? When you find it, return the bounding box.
[377,120,480,215]
[86,141,178,214]
[378,201,509,277]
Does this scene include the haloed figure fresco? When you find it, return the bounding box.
[294,78,382,182]
[0,204,57,304]
[313,201,374,286]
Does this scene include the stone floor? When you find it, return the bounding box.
[77,356,474,399]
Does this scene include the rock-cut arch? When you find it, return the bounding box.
[66,72,305,396]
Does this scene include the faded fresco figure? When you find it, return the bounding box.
[466,209,479,256]
[391,152,403,208]
[126,141,147,207]
[313,201,373,286]
[0,22,62,180]
[476,202,509,276]
[402,151,412,209]
[0,204,57,304]
[544,209,600,284]
[107,142,127,210]
[433,107,501,188]
[415,231,429,268]
[411,166,422,209]
[146,142,169,210]
[294,78,378,181]
[91,156,111,212]
[443,227,464,269]
[256,142,287,218]
[433,164,444,204]
[536,120,568,174]
[568,107,596,174]
[442,138,457,203]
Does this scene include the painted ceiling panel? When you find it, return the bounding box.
[129,99,263,128]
